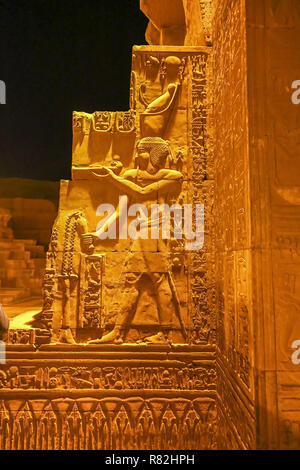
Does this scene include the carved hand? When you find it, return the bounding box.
[92,167,114,179]
[81,233,97,252]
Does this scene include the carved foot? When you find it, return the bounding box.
[144,332,168,344]
[88,329,122,344]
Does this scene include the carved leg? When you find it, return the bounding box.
[56,276,77,344]
[144,273,174,344]
[89,279,139,344]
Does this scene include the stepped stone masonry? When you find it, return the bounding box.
[0,208,45,304]
[0,197,57,248]
[1,0,300,450]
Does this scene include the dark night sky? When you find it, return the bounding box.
[0,0,148,181]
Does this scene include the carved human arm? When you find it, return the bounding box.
[91,168,183,199]
[81,206,121,248]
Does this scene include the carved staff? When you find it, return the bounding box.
[167,270,187,341]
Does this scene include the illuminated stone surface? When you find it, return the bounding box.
[1,0,299,450]
[1,11,216,447]
[0,207,45,303]
[213,0,300,450]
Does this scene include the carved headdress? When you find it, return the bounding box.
[136,137,172,169]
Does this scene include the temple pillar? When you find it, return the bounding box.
[213,0,300,449]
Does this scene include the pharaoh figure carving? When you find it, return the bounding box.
[34,46,211,347]
[82,137,186,344]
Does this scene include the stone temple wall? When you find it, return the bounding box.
[0,24,218,449]
[1,0,300,451]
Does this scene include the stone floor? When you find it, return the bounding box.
[3,296,42,329]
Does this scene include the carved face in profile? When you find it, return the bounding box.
[136,147,150,170]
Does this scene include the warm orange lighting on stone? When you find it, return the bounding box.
[1,0,300,450]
